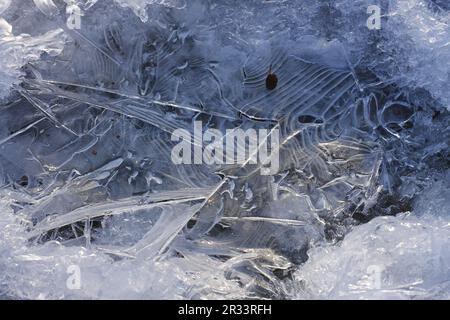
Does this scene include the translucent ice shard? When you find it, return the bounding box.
[0,18,65,99]
[33,0,59,16]
[114,0,186,22]
[295,213,450,299]
[0,0,448,300]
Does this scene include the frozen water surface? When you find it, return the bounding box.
[0,0,449,299]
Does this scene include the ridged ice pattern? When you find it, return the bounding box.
[0,0,448,299]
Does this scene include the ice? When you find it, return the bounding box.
[295,170,450,300]
[0,18,65,100]
[364,0,449,111]
[0,0,449,299]
[113,0,185,22]
[382,0,450,111]
[294,214,450,299]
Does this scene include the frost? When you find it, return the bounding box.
[383,0,450,111]
[113,0,185,22]
[0,0,449,300]
[295,213,450,299]
[0,18,65,100]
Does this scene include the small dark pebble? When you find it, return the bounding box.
[266,73,278,90]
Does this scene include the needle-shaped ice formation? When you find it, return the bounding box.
[0,0,448,299]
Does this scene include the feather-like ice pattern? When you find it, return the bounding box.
[0,0,449,299]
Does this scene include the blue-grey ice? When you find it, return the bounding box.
[0,0,449,299]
